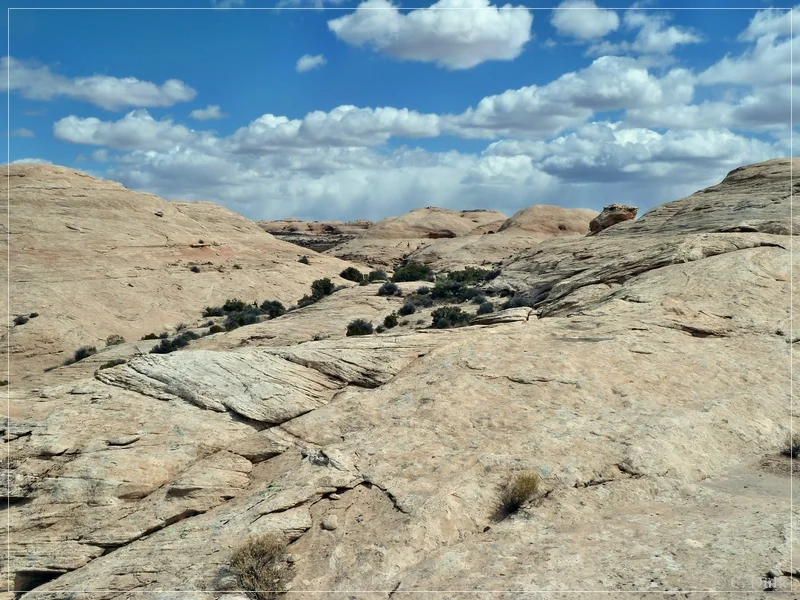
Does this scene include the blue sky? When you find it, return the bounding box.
[3,0,798,221]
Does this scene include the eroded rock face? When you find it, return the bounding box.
[5,158,800,598]
[588,203,638,234]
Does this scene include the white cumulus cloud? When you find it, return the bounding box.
[327,0,533,70]
[0,57,196,111]
[189,105,227,120]
[296,54,328,72]
[551,0,619,41]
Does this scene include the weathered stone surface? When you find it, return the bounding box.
[588,203,638,234]
[4,158,799,599]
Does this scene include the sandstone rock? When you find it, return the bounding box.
[588,203,638,234]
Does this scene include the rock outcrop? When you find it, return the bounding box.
[4,158,798,598]
[588,203,638,234]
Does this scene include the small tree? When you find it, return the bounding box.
[383,312,399,329]
[260,300,286,319]
[311,278,335,299]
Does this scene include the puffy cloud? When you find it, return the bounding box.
[296,54,327,72]
[226,105,440,151]
[551,0,619,41]
[698,31,797,87]
[53,110,195,151]
[445,56,694,139]
[0,57,196,111]
[189,105,228,120]
[587,10,703,58]
[327,0,533,70]
[739,6,799,41]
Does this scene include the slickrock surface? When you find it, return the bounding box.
[3,158,798,599]
[1,163,359,379]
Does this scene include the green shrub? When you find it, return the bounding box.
[411,295,434,308]
[431,306,470,329]
[260,300,286,319]
[296,295,317,308]
[430,279,483,303]
[190,265,200,273]
[224,308,262,331]
[501,294,539,310]
[228,533,292,600]
[141,332,160,340]
[446,267,501,285]
[28,312,39,318]
[416,286,430,295]
[0,380,8,386]
[298,255,310,265]
[782,433,800,459]
[398,302,416,316]
[346,319,374,336]
[472,294,487,305]
[339,267,364,283]
[477,302,494,315]
[383,312,399,329]
[99,359,127,370]
[13,315,28,326]
[368,269,388,281]
[311,278,335,299]
[223,299,250,313]
[392,262,434,283]
[64,345,98,365]
[208,324,225,334]
[203,306,226,317]
[106,334,125,347]
[150,331,200,354]
[494,471,542,521]
[377,281,401,297]
[376,325,386,333]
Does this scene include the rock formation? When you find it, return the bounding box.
[588,203,638,234]
[3,158,798,598]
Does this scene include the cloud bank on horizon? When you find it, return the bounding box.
[4,0,797,222]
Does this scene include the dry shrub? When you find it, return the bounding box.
[493,471,542,521]
[229,533,292,600]
[782,433,800,459]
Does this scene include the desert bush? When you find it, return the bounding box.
[150,331,200,354]
[141,333,160,340]
[296,295,317,308]
[494,471,541,521]
[377,281,401,297]
[29,312,39,318]
[429,278,484,303]
[176,323,187,332]
[392,262,434,283]
[203,306,226,317]
[416,286,430,295]
[208,324,225,334]
[339,267,364,283]
[383,312,399,329]
[376,325,386,333]
[228,533,292,600]
[64,345,98,365]
[501,293,540,310]
[260,300,286,319]
[368,269,388,281]
[190,265,201,273]
[477,302,494,315]
[346,319,374,336]
[0,380,7,386]
[105,334,125,347]
[472,294,487,305]
[298,255,310,265]
[98,359,126,370]
[446,267,501,285]
[223,299,250,313]
[431,306,470,329]
[398,302,416,316]
[782,433,800,459]
[311,278,335,299]
[224,308,262,331]
[13,315,28,326]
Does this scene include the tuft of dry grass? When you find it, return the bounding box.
[493,471,542,521]
[229,533,292,600]
[782,433,800,459]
